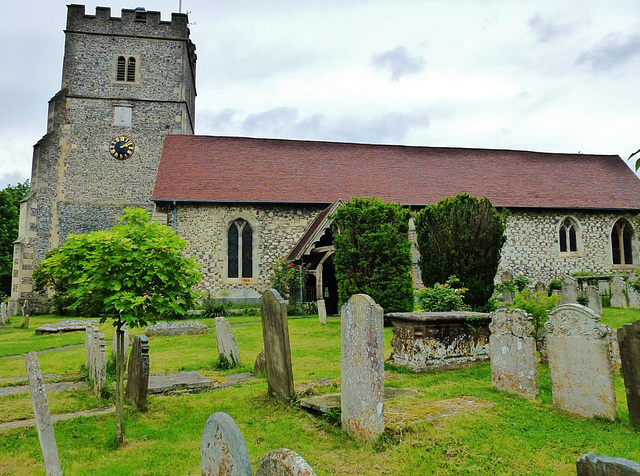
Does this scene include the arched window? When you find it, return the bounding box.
[612,219,634,265]
[227,219,253,278]
[116,56,136,82]
[559,218,578,252]
[127,57,136,82]
[116,56,126,81]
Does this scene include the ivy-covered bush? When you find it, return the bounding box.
[414,193,507,310]
[415,276,469,312]
[331,197,414,312]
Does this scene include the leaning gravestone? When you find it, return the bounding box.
[561,275,579,304]
[215,317,242,366]
[488,308,538,399]
[260,289,294,400]
[256,448,316,476]
[618,320,640,425]
[611,276,628,308]
[126,335,150,411]
[577,452,640,476]
[0,302,7,324]
[501,271,514,306]
[25,352,63,476]
[341,294,384,442]
[586,285,602,315]
[317,299,327,324]
[545,304,617,420]
[201,412,252,476]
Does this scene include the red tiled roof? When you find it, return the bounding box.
[152,135,640,210]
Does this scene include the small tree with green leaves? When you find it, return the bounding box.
[33,208,201,445]
[331,197,414,312]
[414,193,507,310]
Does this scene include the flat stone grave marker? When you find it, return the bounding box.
[126,335,150,411]
[545,304,617,420]
[144,320,208,336]
[587,285,602,315]
[260,289,294,400]
[561,275,579,304]
[25,352,62,476]
[201,412,252,476]
[215,317,242,366]
[341,294,384,442]
[501,271,514,305]
[147,371,212,394]
[618,320,640,425]
[611,276,627,308]
[256,448,316,476]
[36,319,94,334]
[577,452,640,476]
[489,308,538,399]
[317,299,327,324]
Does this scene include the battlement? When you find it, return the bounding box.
[66,5,191,41]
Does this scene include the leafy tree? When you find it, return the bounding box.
[629,149,640,171]
[33,208,201,445]
[414,193,507,310]
[331,197,414,312]
[0,180,29,297]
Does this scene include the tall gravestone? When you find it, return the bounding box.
[85,325,96,369]
[488,308,538,399]
[341,294,385,442]
[0,302,7,324]
[256,449,316,476]
[577,452,640,476]
[317,299,327,324]
[112,326,130,359]
[561,276,579,304]
[260,289,294,400]
[586,285,602,315]
[126,335,150,412]
[25,352,63,476]
[618,320,640,425]
[201,412,252,476]
[215,317,242,366]
[611,276,627,308]
[501,271,514,306]
[92,332,107,397]
[545,304,617,420]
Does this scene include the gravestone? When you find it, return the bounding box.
[611,276,627,308]
[545,304,617,420]
[85,325,96,369]
[629,287,640,309]
[215,317,242,366]
[534,282,546,294]
[607,327,622,371]
[260,289,294,400]
[618,320,640,425]
[317,299,327,324]
[501,271,514,306]
[256,448,316,476]
[0,302,7,324]
[145,320,208,336]
[201,412,252,476]
[7,299,19,317]
[577,452,640,476]
[112,326,130,359]
[22,300,30,317]
[341,294,384,442]
[488,308,538,399]
[561,276,579,304]
[37,319,93,334]
[254,349,266,375]
[25,352,63,476]
[92,332,107,397]
[126,335,150,411]
[598,279,610,296]
[586,285,602,315]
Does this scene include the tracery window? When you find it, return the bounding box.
[559,218,578,253]
[116,56,137,82]
[612,218,633,265]
[227,219,253,278]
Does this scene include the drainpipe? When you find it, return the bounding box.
[173,201,177,231]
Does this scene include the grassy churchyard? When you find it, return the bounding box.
[1,308,639,475]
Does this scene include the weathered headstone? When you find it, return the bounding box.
[85,325,96,369]
[488,308,538,399]
[545,304,617,420]
[215,317,242,366]
[92,332,107,397]
[534,282,546,294]
[144,320,208,336]
[618,320,640,425]
[25,352,63,476]
[0,302,7,324]
[201,412,252,476]
[37,319,93,334]
[23,314,30,329]
[501,271,514,306]
[611,276,627,308]
[260,289,294,400]
[341,294,384,442]
[112,326,130,359]
[317,299,327,324]
[598,279,610,296]
[126,335,150,411]
[629,287,640,309]
[586,285,602,315]
[7,299,19,317]
[256,448,316,476]
[254,349,266,375]
[22,299,30,317]
[561,275,579,304]
[577,452,640,476]
[607,327,622,371]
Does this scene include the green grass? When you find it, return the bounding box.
[600,307,640,328]
[1,313,639,475]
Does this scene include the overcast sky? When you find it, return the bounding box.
[1,0,639,188]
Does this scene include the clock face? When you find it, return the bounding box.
[109,136,135,160]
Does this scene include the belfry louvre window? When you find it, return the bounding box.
[116,56,136,82]
[612,219,633,265]
[559,218,578,252]
[227,219,253,278]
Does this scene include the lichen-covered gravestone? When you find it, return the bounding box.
[561,275,579,304]
[126,335,150,411]
[501,271,514,306]
[488,308,538,399]
[256,448,316,476]
[317,299,327,324]
[201,412,252,476]
[254,349,266,375]
[618,320,640,425]
[0,302,7,324]
[215,317,242,366]
[260,289,294,400]
[576,452,640,476]
[545,304,617,420]
[586,285,602,315]
[91,332,107,397]
[25,352,63,476]
[341,294,384,442]
[611,276,627,308]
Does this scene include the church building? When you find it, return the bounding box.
[10,6,640,311]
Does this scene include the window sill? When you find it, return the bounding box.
[611,264,639,271]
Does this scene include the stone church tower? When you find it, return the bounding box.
[9,6,196,310]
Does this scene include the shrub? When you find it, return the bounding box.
[415,276,469,312]
[512,275,530,292]
[202,302,229,319]
[212,353,237,370]
[513,290,560,340]
[414,193,507,310]
[331,197,414,312]
[269,257,306,301]
[548,279,562,294]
